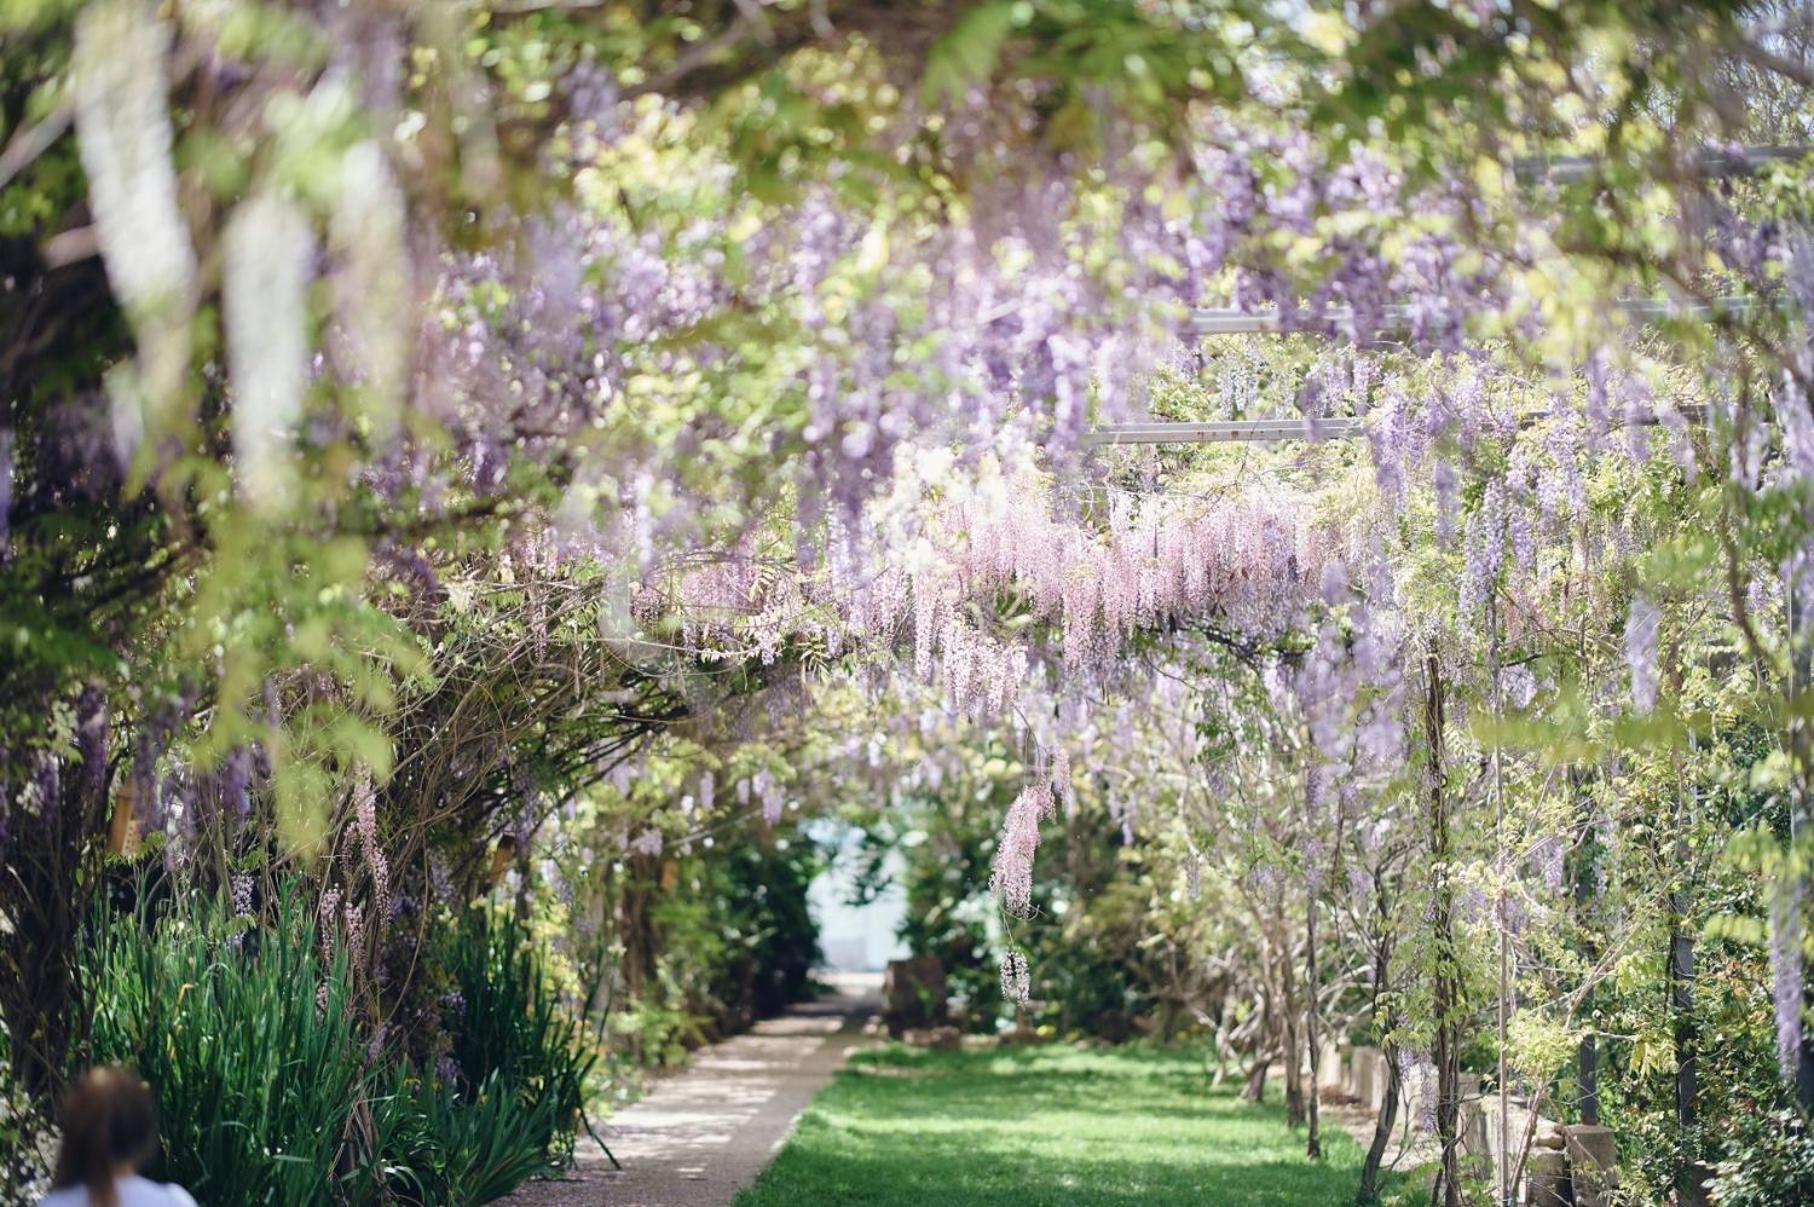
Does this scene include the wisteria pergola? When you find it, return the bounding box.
[1080,161,1814,1199]
[8,6,1814,1204]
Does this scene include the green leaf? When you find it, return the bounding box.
[921,2,1020,107]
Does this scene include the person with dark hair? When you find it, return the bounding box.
[39,1067,195,1207]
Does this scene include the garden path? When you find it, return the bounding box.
[507,973,880,1207]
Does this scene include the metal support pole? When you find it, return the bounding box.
[1489,593,1512,1207]
[1087,406,1705,447]
[1512,144,1812,184]
[1790,563,1814,1110]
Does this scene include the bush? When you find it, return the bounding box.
[1706,1109,1814,1207]
[441,906,594,1172]
[81,885,594,1205]
[381,1066,567,1205]
[84,885,388,1203]
[579,835,821,1075]
[0,1026,56,1200]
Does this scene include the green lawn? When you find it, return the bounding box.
[735,1042,1407,1206]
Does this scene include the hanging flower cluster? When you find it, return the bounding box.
[989,782,1055,919]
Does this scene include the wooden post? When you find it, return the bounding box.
[107,779,138,855]
[487,834,517,887]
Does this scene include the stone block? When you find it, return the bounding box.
[1318,1040,1345,1090]
[1526,1150,1571,1207]
[1564,1124,1617,1207]
[1095,1009,1133,1044]
[1349,1046,1380,1107]
[903,1025,962,1050]
[1460,1100,1489,1159]
[881,955,948,1038]
[1317,1083,1356,1106]
[1398,1064,1429,1119]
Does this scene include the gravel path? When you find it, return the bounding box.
[507,974,880,1207]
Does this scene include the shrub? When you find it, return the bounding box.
[380,1066,567,1205]
[82,886,594,1205]
[84,885,387,1203]
[1706,1109,1814,1207]
[442,907,594,1172]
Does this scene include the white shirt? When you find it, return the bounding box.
[39,1174,197,1207]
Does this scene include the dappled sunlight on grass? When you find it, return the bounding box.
[735,1043,1402,1205]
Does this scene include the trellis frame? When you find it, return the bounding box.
[1085,143,1809,1207]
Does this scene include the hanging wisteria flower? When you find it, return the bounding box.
[755,769,786,825]
[1433,459,1459,545]
[990,782,1054,919]
[318,887,342,965]
[1000,949,1031,1006]
[352,770,391,927]
[1458,480,1506,617]
[71,0,197,437]
[345,903,366,966]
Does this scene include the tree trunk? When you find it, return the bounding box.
[1243,961,1276,1107]
[1280,928,1306,1128]
[1305,886,1323,1159]
[1359,1040,1402,1206]
[1671,736,1702,1204]
[0,693,111,1109]
[1570,767,1600,1125]
[1666,645,1711,1205]
[1305,760,1325,1160]
[1211,996,1232,1085]
[1670,911,1700,1203]
[1423,650,1464,1207]
[1241,1050,1272,1104]
[1358,872,1398,1205]
[618,857,657,1064]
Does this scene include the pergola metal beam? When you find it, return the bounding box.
[1085,418,1363,445]
[1185,295,1761,337]
[1086,406,1704,448]
[1512,143,1812,184]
